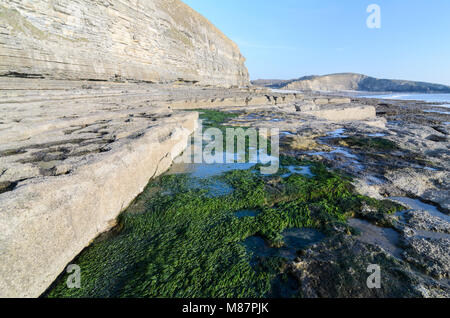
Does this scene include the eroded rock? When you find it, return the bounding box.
[290,235,449,298]
[402,237,450,279]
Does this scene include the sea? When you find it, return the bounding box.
[272,89,450,108]
[272,89,450,115]
[356,93,450,108]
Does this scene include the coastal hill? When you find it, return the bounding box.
[252,73,450,93]
[0,0,249,87]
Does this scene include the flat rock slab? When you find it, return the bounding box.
[302,104,376,121]
[0,78,301,298]
[0,80,198,297]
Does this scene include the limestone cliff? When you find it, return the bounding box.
[254,73,450,93]
[284,74,366,91]
[0,0,249,87]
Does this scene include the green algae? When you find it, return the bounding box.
[195,109,274,162]
[45,110,404,298]
[195,109,240,134]
[45,158,400,298]
[340,136,399,151]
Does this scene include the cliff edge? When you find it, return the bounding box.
[0,0,249,87]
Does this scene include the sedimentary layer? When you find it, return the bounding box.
[253,73,450,93]
[0,0,249,87]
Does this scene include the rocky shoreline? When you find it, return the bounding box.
[1,0,448,300]
[1,78,449,297]
[0,77,305,297]
[1,81,442,298]
[228,93,449,297]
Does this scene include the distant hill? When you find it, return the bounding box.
[251,73,450,93]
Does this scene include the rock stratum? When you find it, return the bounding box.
[253,73,450,93]
[0,0,249,87]
[0,76,378,298]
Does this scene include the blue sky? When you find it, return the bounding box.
[183,0,450,85]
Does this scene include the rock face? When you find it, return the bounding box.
[253,73,450,93]
[283,73,366,91]
[0,0,249,87]
[0,78,299,298]
[0,79,202,298]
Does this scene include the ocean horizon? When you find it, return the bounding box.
[356,93,450,107]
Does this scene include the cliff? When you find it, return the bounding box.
[253,73,450,93]
[0,0,249,87]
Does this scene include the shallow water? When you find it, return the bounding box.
[270,118,284,122]
[281,131,296,137]
[242,236,276,259]
[169,147,280,179]
[390,197,450,223]
[242,228,325,261]
[235,209,261,219]
[326,128,348,139]
[348,218,403,258]
[310,148,359,160]
[331,148,358,159]
[313,129,360,160]
[367,133,387,137]
[168,161,256,178]
[423,109,450,115]
[282,165,314,178]
[271,89,303,94]
[414,229,450,240]
[281,228,326,257]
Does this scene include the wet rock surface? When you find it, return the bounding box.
[289,235,449,298]
[230,94,450,297]
[402,210,450,234]
[402,237,450,280]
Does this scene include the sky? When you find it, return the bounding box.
[183,0,450,85]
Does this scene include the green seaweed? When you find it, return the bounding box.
[195,109,273,161]
[193,109,240,133]
[340,136,399,151]
[45,112,401,298]
[45,158,397,298]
